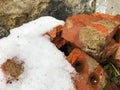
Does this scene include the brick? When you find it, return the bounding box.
[113,45,120,68]
[66,48,107,90]
[62,13,120,60]
[101,39,120,62]
[46,25,66,48]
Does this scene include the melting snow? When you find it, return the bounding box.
[0,16,75,90]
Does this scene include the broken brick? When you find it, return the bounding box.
[66,48,107,90]
[62,13,120,60]
[44,13,120,89]
[113,45,120,68]
[101,39,120,62]
[46,25,66,48]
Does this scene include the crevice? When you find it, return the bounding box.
[59,42,74,56]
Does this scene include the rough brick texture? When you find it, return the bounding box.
[66,48,107,90]
[63,13,120,60]
[46,25,66,48]
[113,46,120,68]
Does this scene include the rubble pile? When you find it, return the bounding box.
[47,13,120,90]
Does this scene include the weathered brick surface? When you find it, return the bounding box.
[46,13,120,90]
[66,48,107,90]
[101,39,120,62]
[46,25,66,48]
[113,45,120,68]
[62,13,120,60]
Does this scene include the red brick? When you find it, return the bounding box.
[66,48,107,90]
[101,39,120,62]
[113,45,120,67]
[46,25,66,48]
[63,13,120,60]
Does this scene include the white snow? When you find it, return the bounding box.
[0,16,76,90]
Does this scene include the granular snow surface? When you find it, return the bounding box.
[0,16,75,90]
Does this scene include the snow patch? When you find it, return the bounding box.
[0,16,75,90]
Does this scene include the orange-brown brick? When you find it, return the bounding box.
[66,48,107,90]
[101,39,120,62]
[113,45,120,68]
[46,25,66,48]
[62,13,120,60]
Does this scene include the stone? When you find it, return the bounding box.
[36,0,96,20]
[1,0,120,31]
[0,0,50,30]
[65,0,96,15]
[0,0,96,30]
[40,0,72,20]
[96,0,120,15]
[0,23,10,38]
[1,57,24,84]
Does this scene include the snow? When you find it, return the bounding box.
[0,16,76,90]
